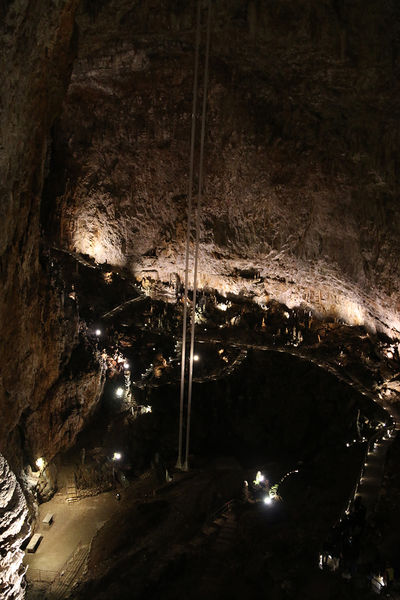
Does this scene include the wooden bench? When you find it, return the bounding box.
[43,513,53,526]
[26,533,43,553]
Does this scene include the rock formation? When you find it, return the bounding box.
[0,455,30,600]
[44,0,400,336]
[1,1,400,597]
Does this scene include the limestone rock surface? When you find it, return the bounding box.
[0,0,85,467]
[25,360,104,462]
[45,0,400,336]
[0,455,30,600]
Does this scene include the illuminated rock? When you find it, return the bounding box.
[0,455,30,600]
[44,0,400,338]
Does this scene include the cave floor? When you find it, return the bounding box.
[23,490,119,576]
[23,435,397,600]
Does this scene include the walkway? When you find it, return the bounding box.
[356,436,393,514]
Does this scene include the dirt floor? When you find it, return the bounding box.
[24,491,118,575]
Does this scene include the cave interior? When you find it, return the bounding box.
[1,1,400,599]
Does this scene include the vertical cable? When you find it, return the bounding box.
[176,0,201,469]
[184,0,212,471]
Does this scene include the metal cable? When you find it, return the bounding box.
[184,0,212,470]
[176,0,201,469]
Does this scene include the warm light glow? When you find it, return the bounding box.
[35,457,45,470]
[263,495,272,505]
[337,299,366,327]
[113,452,122,461]
[123,362,130,370]
[116,387,124,398]
[217,303,228,311]
[193,354,199,362]
[254,471,264,485]
[143,405,152,413]
[95,329,101,336]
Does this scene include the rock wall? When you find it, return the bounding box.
[0,455,30,600]
[46,0,400,336]
[0,1,82,467]
[25,360,104,462]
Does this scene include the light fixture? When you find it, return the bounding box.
[123,362,130,370]
[193,355,199,362]
[263,495,272,505]
[112,452,122,461]
[116,387,124,398]
[95,329,101,336]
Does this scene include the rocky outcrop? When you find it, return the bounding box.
[45,0,400,337]
[25,358,104,463]
[0,455,30,600]
[0,1,82,467]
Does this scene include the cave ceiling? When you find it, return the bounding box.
[43,0,400,337]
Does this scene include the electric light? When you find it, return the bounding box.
[95,329,101,336]
[193,354,199,362]
[35,457,45,470]
[113,452,122,461]
[123,362,130,370]
[346,443,350,447]
[254,471,265,485]
[143,405,152,413]
[263,495,272,505]
[116,387,124,398]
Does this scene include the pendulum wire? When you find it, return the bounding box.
[184,0,212,470]
[176,0,201,469]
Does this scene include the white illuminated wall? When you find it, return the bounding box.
[0,455,30,600]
